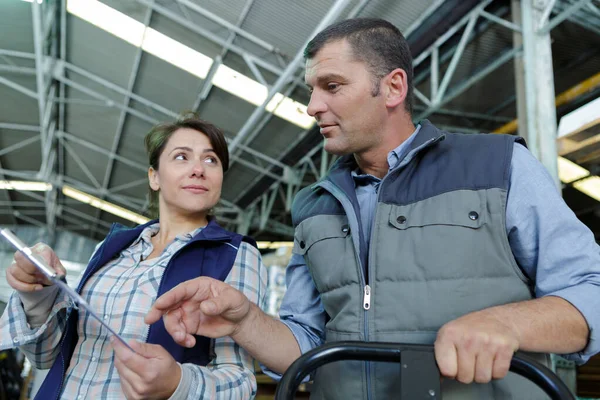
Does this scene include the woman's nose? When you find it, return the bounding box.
[190,160,205,177]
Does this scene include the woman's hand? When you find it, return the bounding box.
[6,243,66,292]
[111,338,181,400]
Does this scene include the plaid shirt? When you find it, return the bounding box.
[0,223,267,399]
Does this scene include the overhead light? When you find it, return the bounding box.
[0,180,52,191]
[62,185,150,225]
[65,0,314,129]
[213,64,269,107]
[257,241,294,249]
[573,176,600,202]
[267,94,314,129]
[22,0,43,3]
[142,28,213,79]
[67,0,146,47]
[557,156,590,184]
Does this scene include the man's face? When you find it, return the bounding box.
[305,40,388,156]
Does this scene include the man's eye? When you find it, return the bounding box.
[327,83,339,91]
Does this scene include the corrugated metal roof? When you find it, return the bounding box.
[1,0,600,239]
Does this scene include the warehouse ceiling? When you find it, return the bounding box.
[1,0,600,243]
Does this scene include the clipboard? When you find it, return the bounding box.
[1,228,136,353]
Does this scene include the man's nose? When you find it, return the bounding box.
[307,92,326,117]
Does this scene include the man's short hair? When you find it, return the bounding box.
[304,18,414,115]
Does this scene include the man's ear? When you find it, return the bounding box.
[384,68,409,109]
[148,167,159,191]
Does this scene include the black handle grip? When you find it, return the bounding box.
[274,341,575,400]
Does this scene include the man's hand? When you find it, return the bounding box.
[434,308,520,384]
[145,277,252,348]
[111,338,181,400]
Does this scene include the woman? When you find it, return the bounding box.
[0,114,267,399]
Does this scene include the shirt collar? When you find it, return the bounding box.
[352,123,421,184]
[134,223,205,246]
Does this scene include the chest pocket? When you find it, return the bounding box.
[378,190,493,282]
[293,214,359,293]
[388,192,484,231]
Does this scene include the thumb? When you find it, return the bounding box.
[129,340,165,358]
[54,261,67,277]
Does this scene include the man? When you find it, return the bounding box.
[145,19,600,399]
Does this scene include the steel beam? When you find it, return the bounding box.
[0,136,41,157]
[434,12,478,104]
[0,49,36,59]
[62,140,102,188]
[412,106,512,122]
[176,0,275,53]
[413,0,494,68]
[0,159,17,225]
[228,0,352,154]
[90,4,154,236]
[404,0,449,37]
[479,10,522,32]
[538,0,593,33]
[32,1,49,164]
[54,59,289,171]
[56,130,148,172]
[0,76,39,99]
[0,123,40,132]
[416,47,520,120]
[0,65,36,75]
[134,0,286,79]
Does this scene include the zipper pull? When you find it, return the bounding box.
[363,285,371,310]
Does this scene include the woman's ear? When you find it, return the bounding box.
[148,167,160,191]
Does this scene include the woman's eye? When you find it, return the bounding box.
[174,153,186,160]
[205,156,218,164]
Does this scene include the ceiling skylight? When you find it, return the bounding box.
[557,156,590,184]
[142,28,213,79]
[0,180,52,191]
[62,185,150,225]
[64,0,314,129]
[67,0,146,46]
[573,176,600,202]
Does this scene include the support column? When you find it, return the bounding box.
[516,0,560,188]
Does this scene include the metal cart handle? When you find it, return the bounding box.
[274,341,576,400]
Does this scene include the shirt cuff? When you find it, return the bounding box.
[259,319,313,382]
[545,283,600,363]
[18,285,61,328]
[167,363,189,400]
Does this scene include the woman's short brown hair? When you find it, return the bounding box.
[144,112,229,218]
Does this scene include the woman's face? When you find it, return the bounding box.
[148,128,224,218]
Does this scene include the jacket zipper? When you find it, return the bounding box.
[317,180,372,400]
[315,135,444,400]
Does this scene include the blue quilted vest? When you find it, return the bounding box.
[36,218,255,400]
